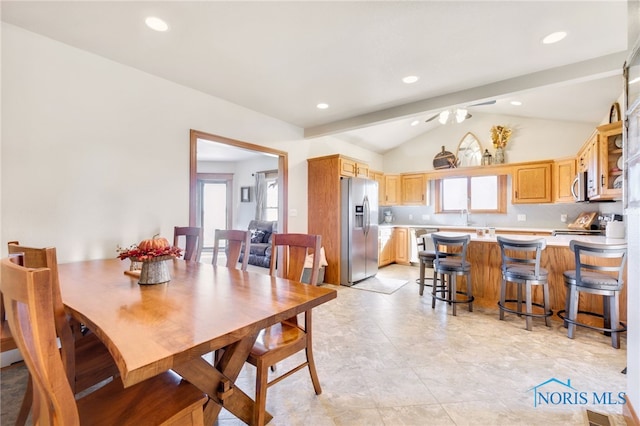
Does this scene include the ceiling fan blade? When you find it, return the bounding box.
[468,100,496,107]
[425,113,440,123]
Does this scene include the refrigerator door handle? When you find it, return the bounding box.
[363,196,370,236]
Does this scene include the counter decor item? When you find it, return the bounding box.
[117,235,182,285]
[568,212,597,230]
[490,125,512,164]
[481,149,493,166]
[433,146,457,169]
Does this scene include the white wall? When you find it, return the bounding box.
[384,113,595,173]
[1,23,381,262]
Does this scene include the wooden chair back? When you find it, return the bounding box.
[7,242,76,383]
[269,233,322,285]
[173,226,203,262]
[213,229,250,270]
[1,257,80,424]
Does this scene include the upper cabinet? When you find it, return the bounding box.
[552,157,576,203]
[401,173,428,205]
[512,161,552,204]
[339,156,369,178]
[589,121,623,201]
[371,172,401,206]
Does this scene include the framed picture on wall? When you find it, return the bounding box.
[240,186,251,202]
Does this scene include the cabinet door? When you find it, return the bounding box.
[553,158,576,203]
[394,227,409,264]
[592,121,623,200]
[401,174,428,205]
[370,171,386,206]
[512,162,552,204]
[356,163,369,178]
[378,228,394,266]
[339,157,357,177]
[384,175,400,205]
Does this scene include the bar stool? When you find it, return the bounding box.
[431,234,473,316]
[496,237,552,331]
[558,241,627,349]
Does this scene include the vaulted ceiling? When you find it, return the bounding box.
[2,1,634,154]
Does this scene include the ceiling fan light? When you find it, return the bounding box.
[455,108,468,123]
[438,111,450,124]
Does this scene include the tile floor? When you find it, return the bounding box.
[1,263,628,425]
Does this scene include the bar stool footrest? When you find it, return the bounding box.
[498,300,553,318]
[557,309,627,334]
[432,292,474,304]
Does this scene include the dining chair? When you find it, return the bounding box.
[1,257,208,425]
[6,242,121,425]
[212,229,250,270]
[173,226,203,262]
[245,233,323,426]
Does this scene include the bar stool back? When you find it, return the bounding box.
[558,240,627,348]
[431,234,473,316]
[497,237,552,331]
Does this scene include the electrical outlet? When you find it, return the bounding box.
[289,209,298,217]
[422,214,430,221]
[409,214,413,220]
[561,214,568,223]
[517,214,526,222]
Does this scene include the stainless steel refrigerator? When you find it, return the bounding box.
[340,177,379,286]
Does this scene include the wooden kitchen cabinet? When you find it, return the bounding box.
[590,121,623,200]
[339,156,369,178]
[512,161,553,204]
[552,157,576,203]
[394,227,410,265]
[378,227,395,266]
[401,173,428,205]
[383,174,400,205]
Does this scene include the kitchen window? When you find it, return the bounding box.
[434,175,507,213]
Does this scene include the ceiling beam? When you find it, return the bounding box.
[304,51,627,139]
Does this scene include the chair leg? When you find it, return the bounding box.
[419,260,426,296]
[567,285,579,339]
[543,282,552,327]
[451,275,457,316]
[563,284,571,329]
[603,296,611,337]
[610,293,620,349]
[305,345,322,395]
[254,360,269,426]
[516,284,523,317]
[525,282,533,331]
[466,272,473,312]
[499,277,506,321]
[431,271,437,309]
[15,375,33,426]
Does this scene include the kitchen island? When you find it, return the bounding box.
[427,231,628,323]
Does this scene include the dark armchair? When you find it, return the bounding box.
[239,220,277,268]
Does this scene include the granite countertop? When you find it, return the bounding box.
[377,223,625,247]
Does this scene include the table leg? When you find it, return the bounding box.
[173,332,273,425]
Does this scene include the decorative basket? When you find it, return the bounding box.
[131,255,173,285]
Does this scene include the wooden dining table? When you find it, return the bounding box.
[58,258,337,425]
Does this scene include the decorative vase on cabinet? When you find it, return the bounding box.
[495,147,505,164]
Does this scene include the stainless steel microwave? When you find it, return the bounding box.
[571,171,588,202]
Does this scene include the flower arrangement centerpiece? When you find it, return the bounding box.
[490,125,512,163]
[117,235,182,285]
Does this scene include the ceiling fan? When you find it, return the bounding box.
[425,100,497,124]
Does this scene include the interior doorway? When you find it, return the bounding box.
[197,174,233,249]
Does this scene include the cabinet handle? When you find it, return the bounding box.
[515,191,518,199]
[601,175,605,187]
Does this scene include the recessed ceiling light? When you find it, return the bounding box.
[145,17,169,32]
[316,103,329,110]
[542,31,567,44]
[510,101,522,106]
[410,120,420,126]
[402,76,419,84]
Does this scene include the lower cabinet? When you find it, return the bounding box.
[394,227,410,265]
[378,227,395,266]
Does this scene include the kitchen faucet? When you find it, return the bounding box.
[461,209,471,226]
